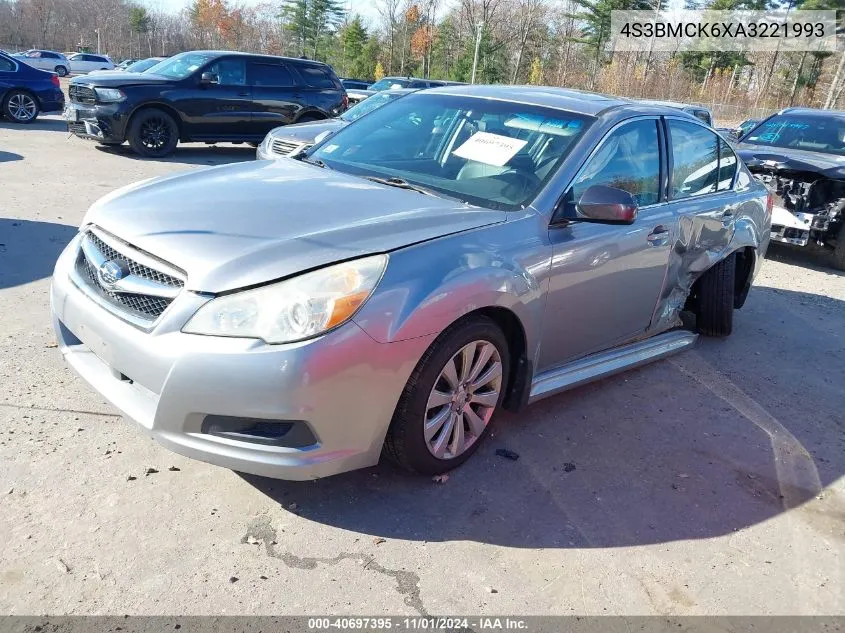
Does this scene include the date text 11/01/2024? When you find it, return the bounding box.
[308,617,529,630]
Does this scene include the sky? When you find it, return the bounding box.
[143,0,387,29]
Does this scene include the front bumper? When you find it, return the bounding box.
[65,102,128,143]
[50,234,433,480]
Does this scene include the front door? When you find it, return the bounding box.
[538,118,674,371]
[178,57,253,139]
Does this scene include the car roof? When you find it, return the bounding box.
[639,99,711,112]
[418,85,637,116]
[777,107,845,118]
[185,50,333,67]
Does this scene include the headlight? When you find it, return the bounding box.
[183,255,387,344]
[94,87,126,103]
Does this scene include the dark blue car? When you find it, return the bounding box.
[0,51,65,123]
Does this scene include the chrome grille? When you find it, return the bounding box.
[75,230,184,322]
[69,84,96,104]
[270,138,304,156]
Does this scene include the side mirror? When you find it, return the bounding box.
[575,185,638,224]
[200,72,219,85]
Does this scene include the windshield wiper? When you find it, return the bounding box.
[294,153,329,169]
[364,176,436,196]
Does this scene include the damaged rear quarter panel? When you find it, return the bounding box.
[651,165,770,332]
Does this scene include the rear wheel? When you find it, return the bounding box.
[127,108,179,158]
[2,90,39,123]
[384,316,510,475]
[696,254,735,337]
[54,65,68,77]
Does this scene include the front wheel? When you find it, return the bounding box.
[696,254,735,337]
[384,316,510,475]
[2,90,39,123]
[127,109,179,158]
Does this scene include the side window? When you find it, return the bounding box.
[0,57,14,71]
[207,58,246,86]
[571,119,661,207]
[690,109,712,126]
[668,119,718,198]
[717,139,737,190]
[249,62,295,87]
[42,51,57,59]
[26,51,40,58]
[298,65,337,88]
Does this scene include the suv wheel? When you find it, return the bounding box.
[128,109,179,158]
[54,65,68,77]
[696,253,735,337]
[3,90,39,123]
[384,316,510,474]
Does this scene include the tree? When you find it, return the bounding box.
[374,60,385,80]
[339,15,367,76]
[129,6,151,57]
[528,56,542,84]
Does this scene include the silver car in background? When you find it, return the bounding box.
[256,88,416,159]
[51,86,770,480]
[12,49,70,76]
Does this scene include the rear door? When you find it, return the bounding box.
[294,63,345,117]
[179,56,253,139]
[247,59,301,136]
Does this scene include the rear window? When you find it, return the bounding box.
[298,65,338,89]
[250,62,295,87]
[0,56,14,71]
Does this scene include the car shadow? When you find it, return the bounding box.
[0,151,23,162]
[240,285,844,549]
[767,242,845,276]
[0,116,68,133]
[93,143,257,167]
[0,218,78,289]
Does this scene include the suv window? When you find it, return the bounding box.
[0,56,14,71]
[26,51,41,58]
[42,51,59,59]
[298,65,337,89]
[249,62,295,87]
[668,119,718,198]
[571,119,661,207]
[207,58,246,86]
[717,139,737,191]
[88,55,107,63]
[689,109,712,126]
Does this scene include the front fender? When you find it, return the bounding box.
[352,215,550,360]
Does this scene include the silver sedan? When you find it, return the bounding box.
[51,85,771,480]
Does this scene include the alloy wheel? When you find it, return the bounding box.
[139,117,171,151]
[8,93,36,122]
[424,340,503,460]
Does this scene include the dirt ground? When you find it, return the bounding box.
[0,112,843,616]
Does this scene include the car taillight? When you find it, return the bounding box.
[51,74,60,88]
[766,192,773,219]
[342,93,349,110]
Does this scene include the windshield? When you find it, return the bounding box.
[145,52,216,79]
[369,78,413,91]
[309,93,592,210]
[340,92,404,122]
[126,58,163,73]
[743,114,845,156]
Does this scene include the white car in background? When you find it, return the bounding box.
[67,53,115,74]
[12,49,70,76]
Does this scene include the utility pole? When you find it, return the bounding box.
[95,28,100,54]
[471,22,483,84]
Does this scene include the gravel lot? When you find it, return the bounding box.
[0,112,843,616]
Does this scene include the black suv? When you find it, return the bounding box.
[65,50,348,157]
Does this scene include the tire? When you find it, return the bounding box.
[54,65,68,77]
[127,108,179,158]
[2,90,39,123]
[832,223,845,272]
[384,316,510,475]
[696,254,735,337]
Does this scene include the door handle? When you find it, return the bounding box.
[237,91,250,97]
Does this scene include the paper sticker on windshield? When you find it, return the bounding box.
[452,132,528,167]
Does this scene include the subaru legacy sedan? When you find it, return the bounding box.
[51,86,771,480]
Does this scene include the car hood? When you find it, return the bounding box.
[737,144,845,179]
[71,72,173,87]
[83,160,505,293]
[267,119,347,144]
